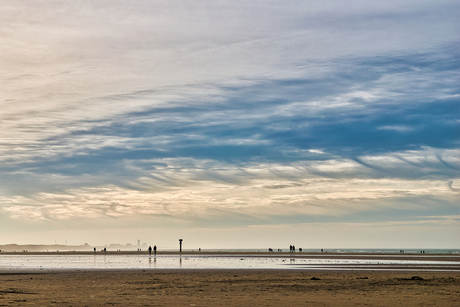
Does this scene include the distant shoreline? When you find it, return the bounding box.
[1,245,458,254]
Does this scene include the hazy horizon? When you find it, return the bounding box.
[2,242,459,251]
[1,1,459,249]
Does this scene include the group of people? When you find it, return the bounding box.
[268,246,302,253]
[148,245,157,255]
[92,246,158,253]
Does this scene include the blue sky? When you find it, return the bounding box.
[0,0,459,249]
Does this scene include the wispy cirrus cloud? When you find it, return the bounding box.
[0,0,458,247]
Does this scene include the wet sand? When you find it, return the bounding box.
[3,250,460,261]
[0,253,459,306]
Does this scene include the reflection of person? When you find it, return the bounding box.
[153,245,157,255]
[148,246,152,255]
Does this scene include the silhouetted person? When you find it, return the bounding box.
[153,245,157,255]
[148,246,152,255]
[292,245,295,253]
[103,247,106,252]
[289,245,292,253]
[94,247,96,253]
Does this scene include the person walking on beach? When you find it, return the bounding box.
[153,245,157,255]
[148,246,152,255]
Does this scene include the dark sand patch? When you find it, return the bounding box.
[0,269,458,306]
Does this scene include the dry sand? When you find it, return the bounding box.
[0,253,459,306]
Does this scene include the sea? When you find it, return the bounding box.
[201,248,460,254]
[0,249,459,271]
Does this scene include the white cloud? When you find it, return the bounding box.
[1,149,457,223]
[0,0,458,247]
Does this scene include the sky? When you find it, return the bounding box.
[0,0,459,249]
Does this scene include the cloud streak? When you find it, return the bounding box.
[0,0,458,247]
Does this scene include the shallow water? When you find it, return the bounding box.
[1,254,459,271]
[205,248,460,255]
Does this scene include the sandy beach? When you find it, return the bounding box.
[1,252,459,306]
